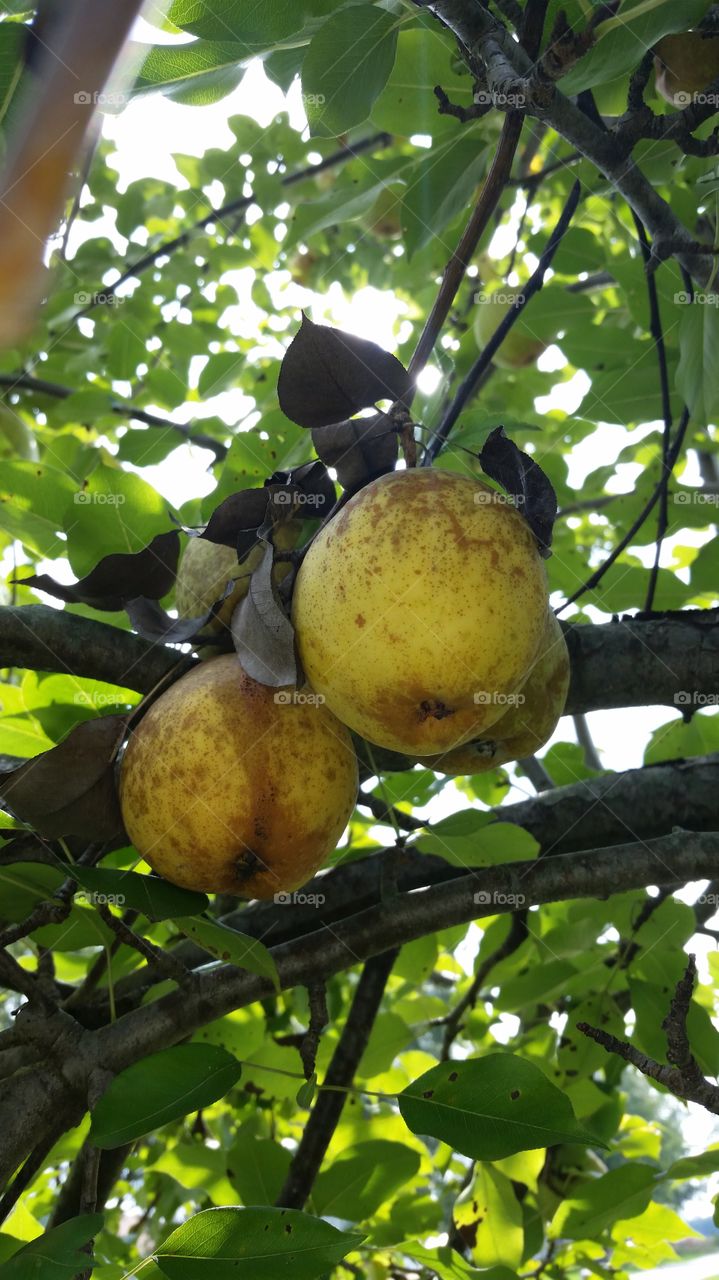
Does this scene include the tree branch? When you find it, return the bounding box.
[0,372,228,461]
[579,956,719,1115]
[276,950,398,1209]
[417,1,715,282]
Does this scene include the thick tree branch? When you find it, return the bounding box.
[3,831,718,1184]
[3,608,717,717]
[101,752,719,1007]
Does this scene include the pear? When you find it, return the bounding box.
[418,609,569,774]
[473,292,546,370]
[654,33,719,106]
[176,520,300,630]
[119,655,358,899]
[291,468,548,756]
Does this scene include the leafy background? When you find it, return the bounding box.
[0,0,718,1276]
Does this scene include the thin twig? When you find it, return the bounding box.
[438,914,528,1058]
[407,111,524,388]
[95,904,191,988]
[424,179,581,462]
[275,950,398,1209]
[557,406,691,612]
[631,213,673,612]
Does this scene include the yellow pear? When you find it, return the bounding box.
[291,468,548,756]
[654,33,719,106]
[176,521,300,630]
[473,292,546,370]
[119,655,358,899]
[418,609,569,774]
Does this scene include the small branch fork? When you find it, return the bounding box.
[578,956,719,1115]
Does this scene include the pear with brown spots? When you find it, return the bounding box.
[417,609,569,774]
[291,468,548,755]
[176,519,301,631]
[119,656,358,898]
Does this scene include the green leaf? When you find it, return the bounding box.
[168,0,317,43]
[454,1164,523,1269]
[63,464,170,578]
[175,916,280,991]
[676,299,719,428]
[416,821,539,868]
[0,23,24,127]
[399,1055,602,1160]
[106,324,148,381]
[90,1044,242,1148]
[227,1135,292,1205]
[402,137,490,258]
[313,1141,421,1220]
[132,40,246,105]
[197,351,243,398]
[67,867,208,921]
[370,26,474,137]
[399,1243,518,1280]
[301,6,398,137]
[154,1207,363,1279]
[560,0,708,94]
[550,1164,658,1239]
[0,1215,103,1280]
[665,1144,719,1181]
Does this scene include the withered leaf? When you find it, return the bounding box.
[200,489,271,555]
[479,427,557,556]
[22,531,180,611]
[278,313,411,428]
[312,411,398,494]
[231,540,298,687]
[0,715,128,840]
[125,596,228,644]
[267,459,336,518]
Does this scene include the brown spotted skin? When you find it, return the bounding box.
[418,610,570,775]
[119,656,358,898]
[292,468,548,755]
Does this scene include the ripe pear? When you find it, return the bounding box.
[418,609,569,774]
[654,33,719,106]
[473,293,546,370]
[119,655,358,898]
[176,521,300,630]
[291,468,548,756]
